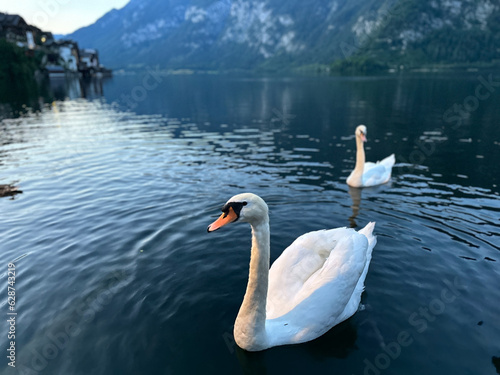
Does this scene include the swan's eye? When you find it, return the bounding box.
[221,201,246,220]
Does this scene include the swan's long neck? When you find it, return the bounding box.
[349,136,365,186]
[234,219,270,351]
[354,136,366,174]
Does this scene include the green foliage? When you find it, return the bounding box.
[0,39,38,83]
[416,27,500,63]
[331,56,389,74]
[358,0,500,68]
[0,38,40,103]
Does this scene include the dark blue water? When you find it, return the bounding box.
[1,73,499,375]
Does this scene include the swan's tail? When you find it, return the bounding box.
[357,222,377,296]
[359,222,377,249]
[380,154,396,168]
[359,221,377,245]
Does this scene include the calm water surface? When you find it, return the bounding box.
[1,73,499,375]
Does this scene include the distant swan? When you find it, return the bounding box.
[346,125,395,187]
[207,193,377,351]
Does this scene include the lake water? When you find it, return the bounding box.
[1,72,499,375]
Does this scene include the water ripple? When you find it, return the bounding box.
[0,97,498,375]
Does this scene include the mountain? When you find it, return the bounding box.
[68,0,500,70]
[356,0,500,67]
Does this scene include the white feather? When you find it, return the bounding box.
[266,224,376,347]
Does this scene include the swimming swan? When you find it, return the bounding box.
[207,193,376,351]
[346,125,395,187]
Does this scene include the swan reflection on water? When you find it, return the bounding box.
[348,186,362,228]
[348,182,392,228]
[235,319,359,374]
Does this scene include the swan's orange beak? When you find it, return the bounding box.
[361,133,367,142]
[207,207,238,232]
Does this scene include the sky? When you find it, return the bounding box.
[0,0,130,35]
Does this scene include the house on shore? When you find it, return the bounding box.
[0,12,111,78]
[0,12,45,51]
[56,40,80,72]
[44,39,80,76]
[78,48,111,77]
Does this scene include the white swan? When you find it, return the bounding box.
[207,193,377,351]
[346,125,395,187]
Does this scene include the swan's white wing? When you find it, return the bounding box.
[363,162,378,172]
[266,227,371,318]
[266,223,376,346]
[266,228,354,318]
[337,222,377,322]
[362,164,390,186]
[362,154,395,187]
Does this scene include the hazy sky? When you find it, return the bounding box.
[0,0,130,34]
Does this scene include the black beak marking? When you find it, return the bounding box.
[221,202,246,221]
